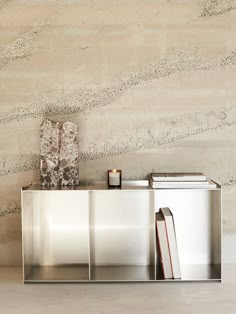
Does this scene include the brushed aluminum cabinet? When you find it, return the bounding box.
[21,183,221,282]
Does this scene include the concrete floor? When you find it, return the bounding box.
[0,266,236,314]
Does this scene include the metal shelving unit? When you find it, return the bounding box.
[21,181,221,283]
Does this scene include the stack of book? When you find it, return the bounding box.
[156,207,181,279]
[150,173,217,189]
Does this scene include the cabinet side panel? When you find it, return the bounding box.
[89,191,94,278]
[21,191,33,281]
[211,190,221,266]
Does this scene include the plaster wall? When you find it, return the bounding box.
[0,0,236,265]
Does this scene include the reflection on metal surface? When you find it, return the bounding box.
[91,265,155,281]
[24,264,221,282]
[26,265,89,281]
[156,264,221,281]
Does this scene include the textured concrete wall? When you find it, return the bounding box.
[0,0,236,265]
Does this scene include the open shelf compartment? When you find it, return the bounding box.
[22,190,90,282]
[89,190,156,281]
[154,188,221,281]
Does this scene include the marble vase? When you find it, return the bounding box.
[40,119,79,186]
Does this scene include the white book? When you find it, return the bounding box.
[153,180,207,185]
[156,212,173,279]
[151,180,216,189]
[151,173,207,182]
[160,208,181,279]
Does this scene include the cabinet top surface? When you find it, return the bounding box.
[22,180,221,191]
[22,181,151,191]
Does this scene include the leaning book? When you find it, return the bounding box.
[160,207,181,279]
[155,212,173,279]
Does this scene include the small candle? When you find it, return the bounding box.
[107,169,122,188]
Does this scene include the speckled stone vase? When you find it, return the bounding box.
[40,119,79,186]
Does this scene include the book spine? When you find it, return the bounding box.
[151,183,216,189]
[156,221,166,279]
[163,219,174,279]
[151,176,207,182]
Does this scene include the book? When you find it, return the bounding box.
[151,173,207,182]
[153,180,208,185]
[151,180,216,189]
[160,208,181,279]
[155,212,173,279]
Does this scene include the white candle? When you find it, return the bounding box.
[108,169,122,187]
[109,170,120,186]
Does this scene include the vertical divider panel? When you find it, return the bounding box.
[21,190,33,282]
[89,190,94,280]
[152,190,157,280]
[33,191,40,266]
[88,190,90,281]
[211,189,222,278]
[88,190,92,281]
